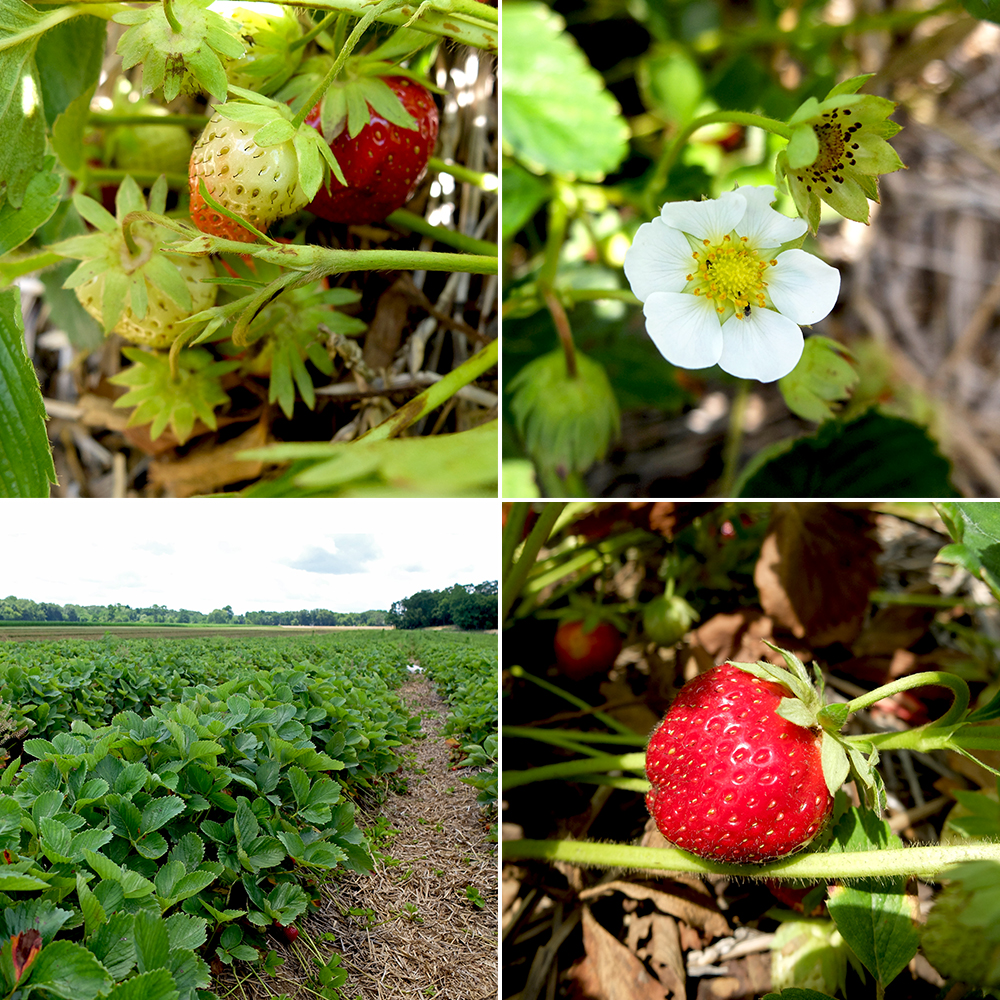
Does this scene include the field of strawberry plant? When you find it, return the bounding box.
[1,0,496,497]
[502,502,1000,1000]
[0,626,498,999]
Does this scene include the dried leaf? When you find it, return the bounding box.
[149,420,268,497]
[754,503,881,646]
[363,278,409,372]
[574,906,670,1000]
[11,928,42,981]
[580,880,729,938]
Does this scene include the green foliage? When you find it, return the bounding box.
[0,630,495,997]
[501,3,628,180]
[937,502,1000,602]
[0,285,58,496]
[735,409,957,498]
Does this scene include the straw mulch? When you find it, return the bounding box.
[213,676,498,1000]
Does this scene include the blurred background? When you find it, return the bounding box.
[502,0,1000,497]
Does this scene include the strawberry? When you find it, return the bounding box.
[645,662,833,864]
[554,620,622,680]
[189,112,309,242]
[303,75,438,225]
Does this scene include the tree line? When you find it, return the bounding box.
[0,581,499,631]
[386,581,498,630]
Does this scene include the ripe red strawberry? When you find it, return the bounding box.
[554,620,622,680]
[189,112,308,242]
[645,663,833,864]
[304,76,438,224]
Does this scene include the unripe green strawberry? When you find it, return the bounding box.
[189,112,309,241]
[509,347,619,487]
[112,122,193,178]
[209,0,303,93]
[646,663,833,863]
[642,592,699,645]
[921,860,1000,987]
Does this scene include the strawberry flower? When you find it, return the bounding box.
[624,186,841,383]
[776,75,904,232]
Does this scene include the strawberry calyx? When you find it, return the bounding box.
[114,0,245,102]
[727,643,883,810]
[539,592,631,636]
[213,92,346,197]
[109,346,240,444]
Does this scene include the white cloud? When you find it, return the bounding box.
[0,498,497,614]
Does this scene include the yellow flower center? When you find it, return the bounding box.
[686,235,777,319]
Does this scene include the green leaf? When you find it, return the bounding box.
[239,837,285,872]
[76,874,106,937]
[958,0,1000,24]
[51,84,96,174]
[21,940,111,1000]
[502,2,629,179]
[133,910,170,974]
[637,44,703,127]
[0,0,47,210]
[142,796,186,834]
[501,160,548,241]
[0,286,57,495]
[935,503,1000,600]
[0,869,49,890]
[115,762,150,796]
[762,988,840,999]
[82,849,155,898]
[104,969,179,1000]
[826,883,918,987]
[0,154,61,255]
[34,10,105,127]
[735,409,957,498]
[164,866,223,906]
[164,913,207,951]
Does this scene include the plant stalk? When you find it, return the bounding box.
[502,837,1000,881]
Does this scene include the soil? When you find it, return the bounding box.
[215,675,498,1000]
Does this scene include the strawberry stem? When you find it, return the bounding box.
[289,0,405,130]
[502,507,567,623]
[162,0,183,35]
[840,671,970,730]
[502,752,646,791]
[289,10,338,52]
[503,837,1000,881]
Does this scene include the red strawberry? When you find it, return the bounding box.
[304,76,438,225]
[554,620,622,680]
[645,663,833,864]
[189,112,308,242]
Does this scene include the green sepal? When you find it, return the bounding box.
[786,123,819,170]
[825,73,875,98]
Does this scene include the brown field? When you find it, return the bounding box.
[0,624,394,642]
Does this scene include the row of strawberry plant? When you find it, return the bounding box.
[413,634,498,810]
[0,631,448,999]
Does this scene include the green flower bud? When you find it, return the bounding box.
[509,348,619,484]
[779,336,858,422]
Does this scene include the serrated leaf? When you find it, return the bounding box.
[104,968,179,1000]
[76,874,107,936]
[502,2,628,179]
[0,153,61,255]
[0,286,58,496]
[21,940,111,999]
[827,884,918,987]
[133,909,170,973]
[142,796,186,833]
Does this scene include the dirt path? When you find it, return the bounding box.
[261,676,498,1000]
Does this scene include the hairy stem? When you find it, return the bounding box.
[386,209,497,257]
[843,671,970,729]
[502,752,646,791]
[718,378,750,496]
[502,838,1000,881]
[645,111,792,214]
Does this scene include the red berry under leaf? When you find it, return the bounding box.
[553,620,622,681]
[645,663,832,864]
[304,76,438,225]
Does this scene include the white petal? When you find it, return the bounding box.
[623,217,696,302]
[768,248,841,324]
[718,309,803,382]
[659,190,746,243]
[643,291,724,370]
[735,185,807,248]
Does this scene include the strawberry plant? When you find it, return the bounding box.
[503,501,1000,1000]
[0,0,497,497]
[0,628,489,997]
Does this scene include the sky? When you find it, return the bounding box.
[1,499,498,614]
